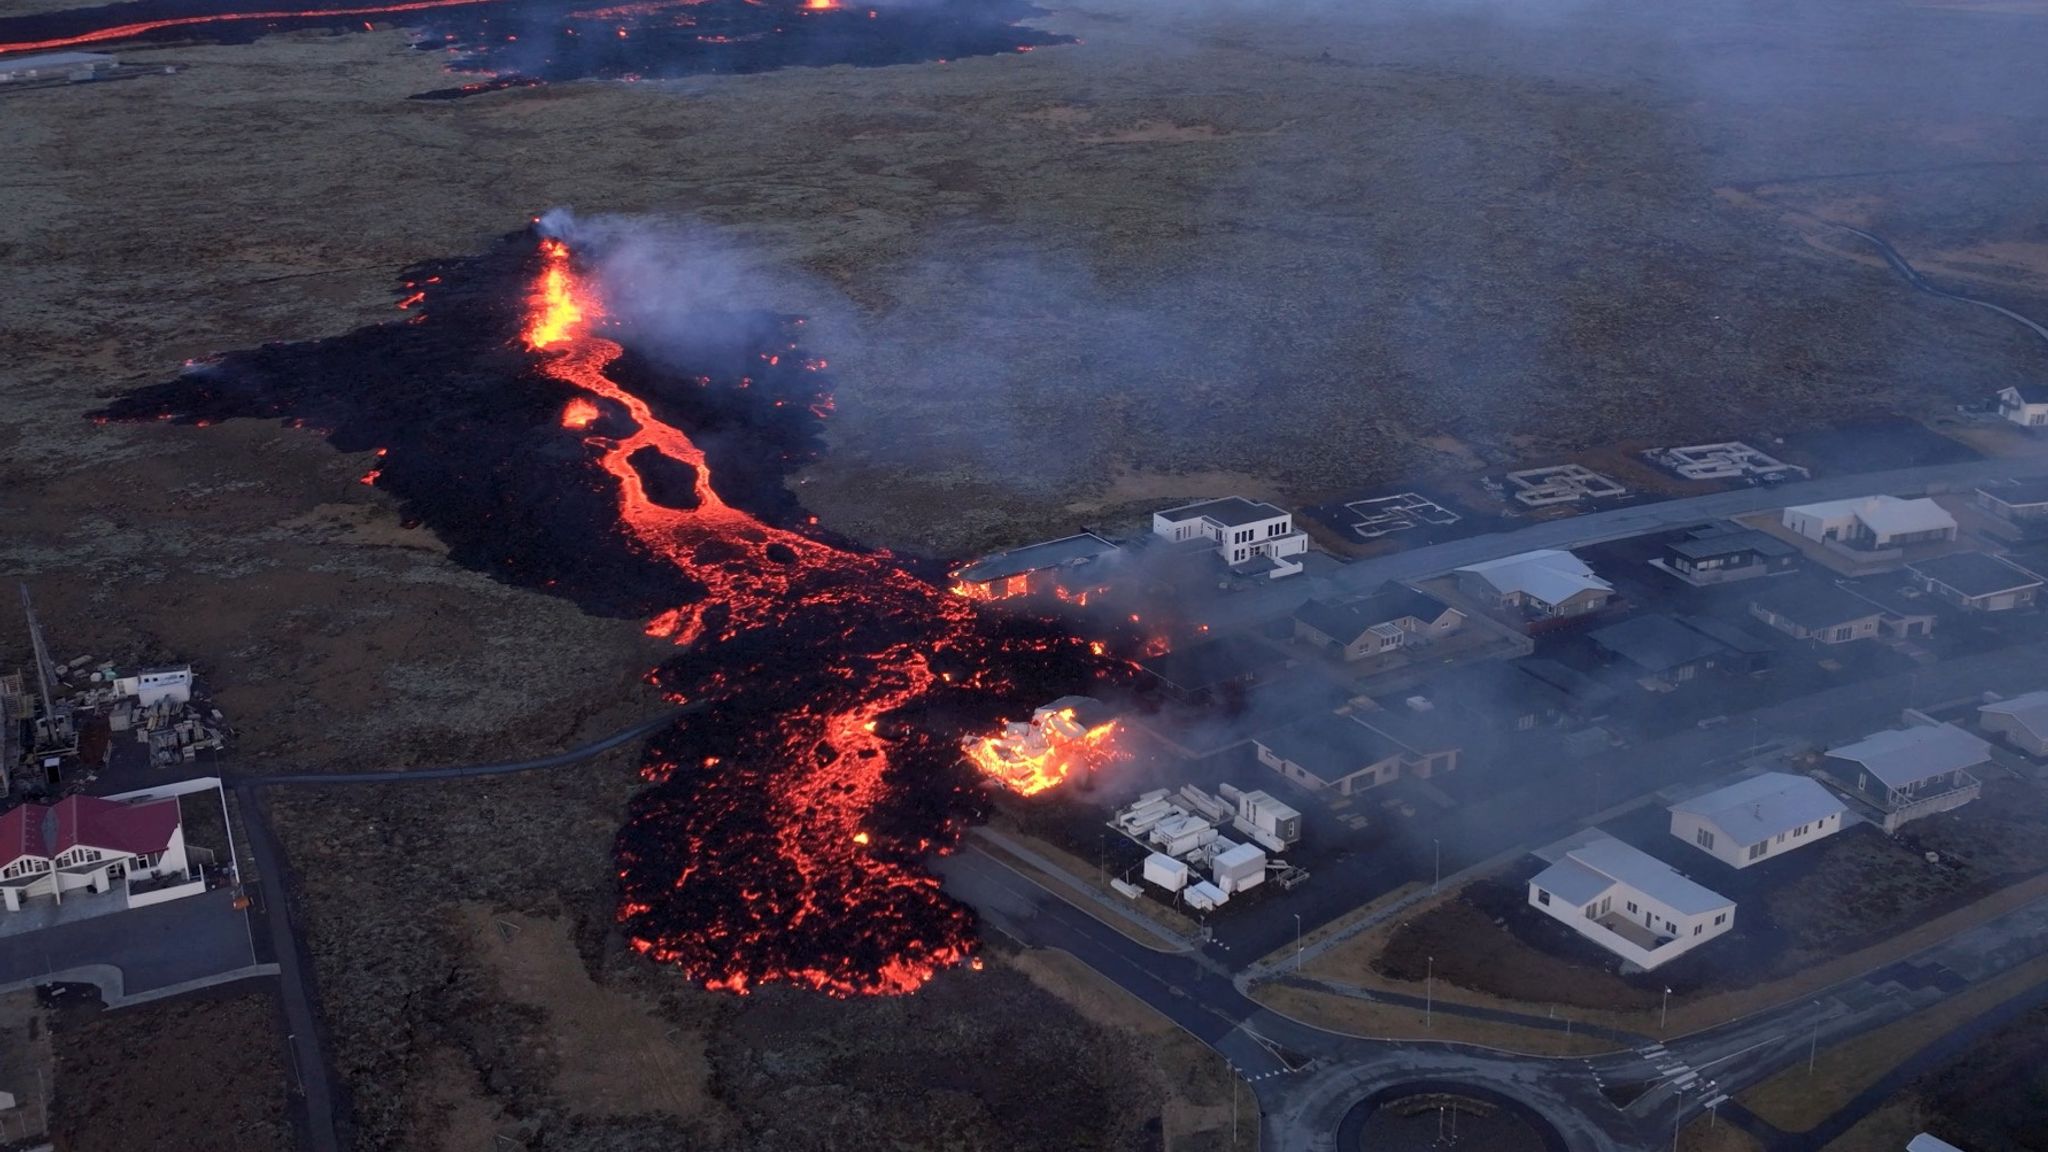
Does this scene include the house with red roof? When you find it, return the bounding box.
[0,794,189,911]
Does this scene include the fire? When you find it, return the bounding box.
[561,397,601,429]
[803,0,836,9]
[0,0,500,54]
[524,239,587,350]
[962,701,1121,797]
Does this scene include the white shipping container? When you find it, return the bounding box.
[1184,881,1228,911]
[1212,843,1268,894]
[1142,853,1189,892]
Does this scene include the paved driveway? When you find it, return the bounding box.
[0,888,258,1004]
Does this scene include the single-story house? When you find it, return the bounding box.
[1908,551,2043,612]
[1748,580,1888,644]
[1674,614,1777,674]
[1974,477,2048,527]
[1292,584,1465,661]
[1139,636,1288,705]
[1253,711,1451,797]
[1517,658,1618,719]
[1527,835,1735,971]
[1821,722,1989,833]
[1979,690,2048,757]
[0,794,190,912]
[1409,660,1572,733]
[1455,549,1614,622]
[951,532,1120,601]
[1997,383,2048,429]
[1588,614,1729,689]
[1656,523,1801,586]
[1669,772,1847,869]
[1782,496,1958,552]
[1152,497,1309,577]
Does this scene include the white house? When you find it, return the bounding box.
[1668,772,1847,869]
[0,794,190,912]
[1527,835,1735,971]
[1455,549,1614,621]
[1996,383,2048,429]
[1907,552,2043,612]
[1781,496,1957,552]
[1822,722,1989,833]
[113,665,194,708]
[1152,497,1309,577]
[1979,691,2048,757]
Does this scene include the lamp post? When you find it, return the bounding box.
[1661,986,1672,1032]
[1808,1000,1823,1074]
[1294,913,1303,972]
[1433,838,1441,894]
[1426,955,1434,1030]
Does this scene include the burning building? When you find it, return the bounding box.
[962,695,1120,797]
[950,533,1120,603]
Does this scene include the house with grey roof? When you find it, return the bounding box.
[1291,584,1464,662]
[1821,721,1989,833]
[1654,522,1800,586]
[1997,382,2048,429]
[1455,549,1614,625]
[1589,614,1729,690]
[1748,579,1888,644]
[1974,477,2048,536]
[951,532,1120,600]
[1527,834,1735,970]
[1908,552,2043,612]
[1669,772,1847,869]
[1252,711,1456,798]
[1979,690,2048,757]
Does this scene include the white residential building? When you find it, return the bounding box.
[1996,383,2048,429]
[1454,549,1614,620]
[1152,497,1309,577]
[1979,691,2048,757]
[1669,772,1848,869]
[0,794,191,912]
[1781,496,1957,552]
[1822,722,1989,833]
[1527,835,1735,971]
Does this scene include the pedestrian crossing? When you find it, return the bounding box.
[1634,1043,1722,1110]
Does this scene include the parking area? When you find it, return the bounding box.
[0,888,260,1006]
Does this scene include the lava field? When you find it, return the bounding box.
[93,226,1129,996]
[0,0,1073,98]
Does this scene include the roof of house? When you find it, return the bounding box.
[1590,614,1730,673]
[2005,382,2048,404]
[1254,713,1411,784]
[1905,1135,1967,1152]
[1749,579,1885,630]
[1785,495,1956,538]
[954,532,1120,583]
[1517,658,1616,710]
[1456,549,1613,606]
[1671,772,1846,846]
[1529,856,1614,907]
[1826,723,1992,789]
[1564,835,1733,915]
[1293,584,1455,643]
[1978,477,2048,508]
[0,795,182,866]
[1668,526,1799,562]
[1909,551,2045,599]
[1674,614,1775,655]
[1417,660,1571,721]
[1156,496,1288,528]
[1979,690,2048,742]
[1140,636,1286,692]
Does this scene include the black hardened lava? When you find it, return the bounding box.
[0,0,1074,100]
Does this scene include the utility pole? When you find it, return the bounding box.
[1294,913,1303,972]
[1433,838,1441,894]
[1808,1000,1822,1073]
[20,584,58,739]
[1426,955,1434,1030]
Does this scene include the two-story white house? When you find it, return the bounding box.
[1527,835,1735,971]
[1152,497,1309,578]
[1997,383,2048,429]
[1669,772,1848,869]
[0,794,190,912]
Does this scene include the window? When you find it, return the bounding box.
[1831,626,1853,642]
[1626,900,1638,914]
[1694,925,1703,936]
[1748,842,1768,861]
[1714,913,1727,925]
[1536,889,1551,906]
[1696,828,1715,850]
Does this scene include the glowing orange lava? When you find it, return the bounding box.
[0,0,499,54]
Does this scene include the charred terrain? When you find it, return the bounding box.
[5,0,2048,1147]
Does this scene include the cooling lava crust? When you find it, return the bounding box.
[94,227,1127,996]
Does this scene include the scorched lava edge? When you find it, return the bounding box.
[93,223,1126,997]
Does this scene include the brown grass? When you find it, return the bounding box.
[1251,983,1615,1057]
[1820,1099,1926,1152]
[979,827,1202,942]
[1739,951,2048,1132]
[1677,1114,1767,1152]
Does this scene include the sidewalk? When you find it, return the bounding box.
[969,827,1202,953]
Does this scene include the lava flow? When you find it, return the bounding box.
[518,233,1118,995]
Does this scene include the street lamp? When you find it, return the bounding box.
[1808,1000,1823,1074]
[1294,913,1303,972]
[1433,838,1441,894]
[1426,955,1434,1029]
[1661,986,1672,1032]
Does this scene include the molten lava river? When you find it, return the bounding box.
[96,227,1125,997]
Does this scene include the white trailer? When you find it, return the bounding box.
[1212,843,1268,894]
[1142,853,1189,892]
[1233,789,1303,851]
[1183,881,1229,912]
[1150,814,1217,857]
